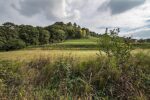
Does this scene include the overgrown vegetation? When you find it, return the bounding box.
[0,29,149,99]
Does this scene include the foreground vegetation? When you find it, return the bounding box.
[0,29,150,100]
[0,50,149,99]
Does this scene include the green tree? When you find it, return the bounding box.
[19,25,39,45]
[3,39,26,51]
[0,24,20,50]
[0,24,18,41]
[37,27,50,45]
[50,28,66,42]
[73,23,77,27]
[81,29,87,38]
[67,22,72,26]
[2,22,16,29]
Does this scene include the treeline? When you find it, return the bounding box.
[136,39,150,43]
[0,22,99,51]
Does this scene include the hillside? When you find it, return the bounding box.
[27,36,99,50]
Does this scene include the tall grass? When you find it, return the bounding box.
[0,50,99,62]
[0,52,149,99]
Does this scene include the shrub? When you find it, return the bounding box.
[97,28,149,99]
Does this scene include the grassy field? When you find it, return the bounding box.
[0,50,99,62]
[25,37,150,50]
[0,48,150,99]
[0,49,149,62]
[0,36,149,61]
[27,37,99,50]
[0,37,150,99]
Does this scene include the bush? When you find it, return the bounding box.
[96,28,149,99]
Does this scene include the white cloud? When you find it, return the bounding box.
[0,0,150,38]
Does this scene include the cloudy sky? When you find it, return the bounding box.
[0,0,150,39]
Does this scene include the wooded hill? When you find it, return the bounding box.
[0,22,99,51]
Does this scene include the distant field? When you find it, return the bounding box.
[63,36,98,43]
[27,37,99,50]
[26,37,150,50]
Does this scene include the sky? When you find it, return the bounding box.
[0,0,150,39]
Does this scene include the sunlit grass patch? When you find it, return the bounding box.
[0,50,99,62]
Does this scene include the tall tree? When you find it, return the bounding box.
[19,25,39,45]
[37,27,50,45]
